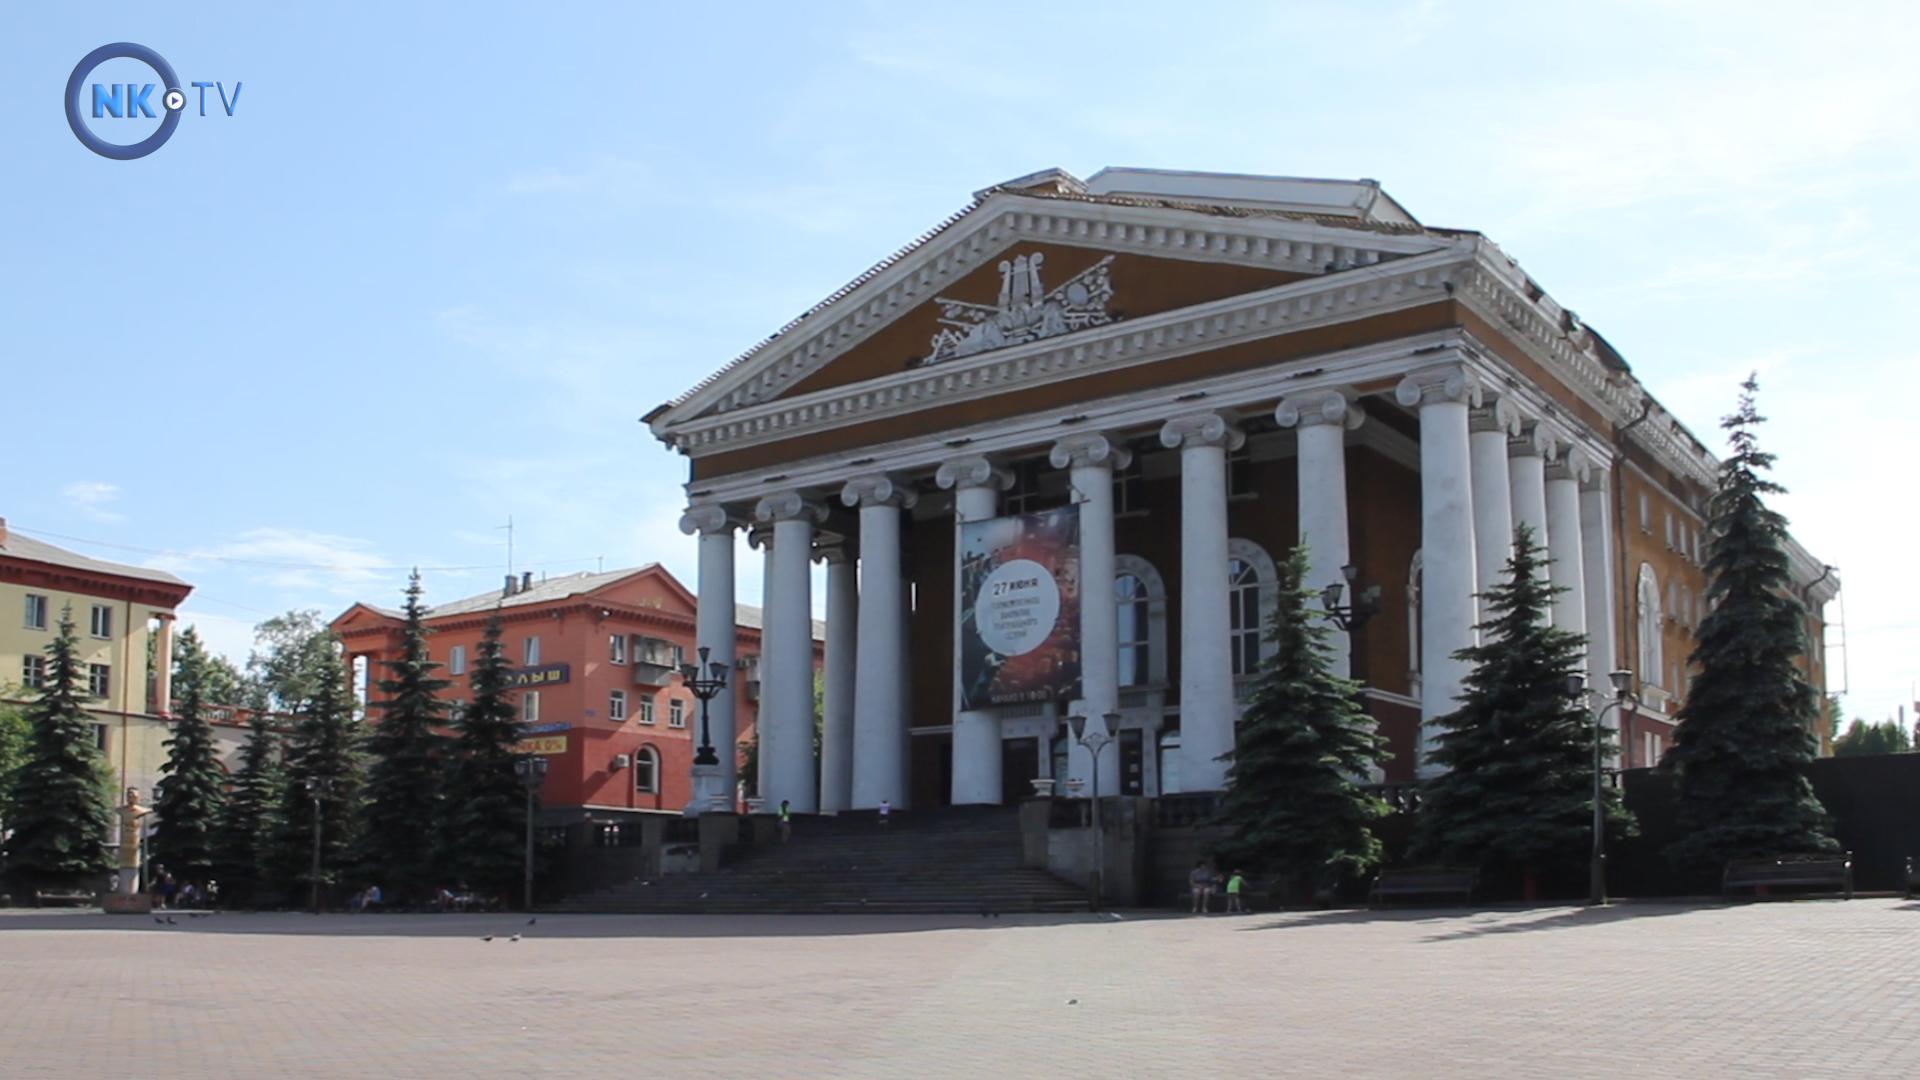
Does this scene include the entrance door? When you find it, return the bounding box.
[1002,737,1039,804]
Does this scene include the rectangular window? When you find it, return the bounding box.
[1664,513,1675,548]
[668,699,685,728]
[1227,442,1254,498]
[671,644,686,669]
[448,645,466,675]
[523,636,541,666]
[88,663,111,699]
[22,654,46,689]
[24,594,48,630]
[94,723,109,752]
[609,634,627,664]
[448,699,466,722]
[1113,456,1145,516]
[634,749,657,794]
[1639,492,1651,532]
[522,690,540,723]
[90,604,113,639]
[638,696,655,725]
[609,689,627,721]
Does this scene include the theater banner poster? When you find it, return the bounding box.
[958,504,1081,710]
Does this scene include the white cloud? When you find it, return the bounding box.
[146,528,392,594]
[62,481,122,522]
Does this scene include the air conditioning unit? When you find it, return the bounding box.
[611,754,632,770]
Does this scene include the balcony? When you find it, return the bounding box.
[631,636,679,687]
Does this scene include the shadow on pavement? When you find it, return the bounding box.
[1235,901,1718,940]
[0,908,1108,939]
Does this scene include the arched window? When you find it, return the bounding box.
[634,746,659,794]
[1114,554,1167,689]
[1227,539,1278,678]
[1638,563,1664,687]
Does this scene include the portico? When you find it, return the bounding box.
[647,166,1832,810]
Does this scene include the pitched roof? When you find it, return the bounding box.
[0,525,190,588]
[366,566,822,640]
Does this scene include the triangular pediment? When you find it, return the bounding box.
[587,564,697,618]
[650,176,1453,436]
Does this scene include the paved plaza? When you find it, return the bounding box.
[1,899,1914,1079]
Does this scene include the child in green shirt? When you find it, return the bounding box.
[1225,870,1247,913]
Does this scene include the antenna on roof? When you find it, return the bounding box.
[497,515,514,580]
[598,555,604,573]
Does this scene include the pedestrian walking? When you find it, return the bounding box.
[1225,869,1247,913]
[778,799,792,843]
[878,799,892,831]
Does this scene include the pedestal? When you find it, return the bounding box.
[687,762,732,816]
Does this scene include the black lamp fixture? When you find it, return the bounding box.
[680,645,731,768]
[1319,565,1382,632]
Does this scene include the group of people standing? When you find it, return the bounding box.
[1188,862,1246,914]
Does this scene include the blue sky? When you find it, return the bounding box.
[5,1,1916,721]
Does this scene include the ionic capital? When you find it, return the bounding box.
[935,455,1014,493]
[1158,411,1245,452]
[1546,445,1593,485]
[678,504,740,537]
[753,491,829,526]
[1049,432,1133,471]
[1507,420,1560,460]
[1394,365,1481,409]
[1469,397,1522,437]
[839,473,917,510]
[814,541,855,565]
[1275,390,1364,431]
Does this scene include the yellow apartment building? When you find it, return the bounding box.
[1,517,194,800]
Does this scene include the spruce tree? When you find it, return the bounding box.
[172,625,243,708]
[210,711,283,906]
[1211,545,1388,893]
[1415,526,1630,892]
[440,613,528,902]
[149,668,228,884]
[1663,376,1834,865]
[266,640,364,905]
[3,609,114,888]
[354,573,449,901]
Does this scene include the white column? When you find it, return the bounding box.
[1544,449,1589,639]
[841,475,916,810]
[1396,367,1479,774]
[1508,422,1552,559]
[1579,467,1619,706]
[753,491,826,814]
[151,614,176,716]
[1468,400,1518,625]
[750,526,774,801]
[818,545,858,813]
[1051,433,1130,797]
[1276,391,1363,676]
[1159,411,1244,793]
[935,456,1012,806]
[678,506,739,810]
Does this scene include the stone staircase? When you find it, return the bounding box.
[549,804,1090,914]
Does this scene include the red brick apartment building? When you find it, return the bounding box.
[333,565,816,821]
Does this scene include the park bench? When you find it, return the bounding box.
[1370,867,1477,908]
[1723,853,1853,900]
[33,889,96,908]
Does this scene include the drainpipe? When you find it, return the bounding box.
[1611,394,1655,765]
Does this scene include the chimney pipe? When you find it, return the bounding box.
[522,571,533,591]
[0,516,8,546]
[503,574,517,597]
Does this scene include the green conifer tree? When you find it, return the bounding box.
[266,639,364,905]
[1415,527,1630,893]
[439,614,528,902]
[209,710,283,906]
[353,573,449,901]
[172,625,243,709]
[149,661,228,884]
[3,609,114,887]
[1211,546,1389,893]
[1663,377,1834,864]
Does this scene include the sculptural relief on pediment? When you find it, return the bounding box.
[923,252,1115,364]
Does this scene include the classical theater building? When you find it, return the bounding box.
[647,167,1837,814]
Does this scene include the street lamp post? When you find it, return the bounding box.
[515,756,549,911]
[1066,711,1118,910]
[1567,669,1637,905]
[305,776,332,915]
[680,646,732,813]
[1318,564,1383,633]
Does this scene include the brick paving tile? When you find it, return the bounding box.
[1,900,1916,1079]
